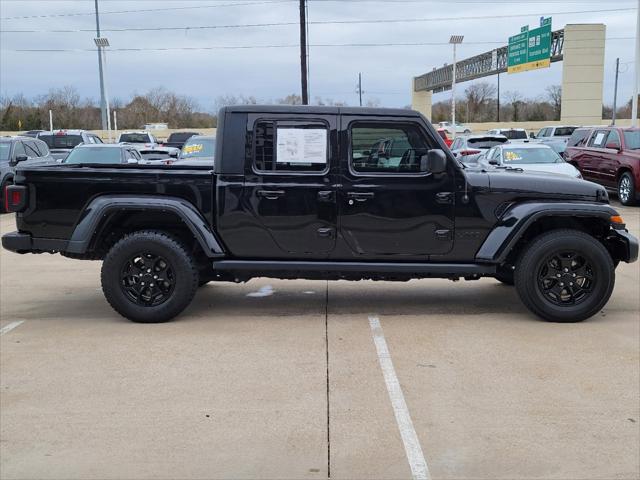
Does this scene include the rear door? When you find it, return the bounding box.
[242,113,338,257]
[337,116,455,259]
[598,129,622,188]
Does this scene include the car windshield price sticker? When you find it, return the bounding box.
[276,128,327,164]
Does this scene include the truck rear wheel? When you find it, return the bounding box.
[515,229,615,322]
[101,230,199,323]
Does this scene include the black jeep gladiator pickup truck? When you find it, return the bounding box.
[2,106,638,323]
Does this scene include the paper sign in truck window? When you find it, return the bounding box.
[276,128,327,164]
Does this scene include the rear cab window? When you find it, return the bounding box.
[39,134,83,149]
[253,120,329,173]
[554,127,577,137]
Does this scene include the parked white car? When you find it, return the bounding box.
[478,143,582,178]
[117,131,179,157]
[438,121,471,134]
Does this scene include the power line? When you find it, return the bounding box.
[0,1,294,21]
[7,37,632,53]
[1,7,634,33]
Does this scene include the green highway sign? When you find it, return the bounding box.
[508,18,552,74]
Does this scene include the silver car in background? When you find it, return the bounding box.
[478,143,582,178]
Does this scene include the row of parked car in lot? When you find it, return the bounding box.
[2,121,639,213]
[436,124,640,206]
[0,130,216,210]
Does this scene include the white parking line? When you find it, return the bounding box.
[369,315,430,480]
[0,320,24,336]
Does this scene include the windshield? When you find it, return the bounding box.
[167,132,196,143]
[467,137,508,149]
[65,147,122,164]
[501,147,561,164]
[120,133,150,143]
[39,134,83,149]
[0,142,10,161]
[179,138,215,159]
[554,127,577,137]
[623,130,640,150]
[501,130,527,140]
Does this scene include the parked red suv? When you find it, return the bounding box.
[565,127,640,206]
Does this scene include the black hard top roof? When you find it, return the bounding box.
[220,105,420,117]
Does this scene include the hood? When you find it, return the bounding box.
[507,162,580,178]
[485,169,607,201]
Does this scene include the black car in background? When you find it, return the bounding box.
[162,131,200,150]
[37,130,103,161]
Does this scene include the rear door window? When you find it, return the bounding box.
[253,120,329,173]
[606,130,621,149]
[554,127,577,137]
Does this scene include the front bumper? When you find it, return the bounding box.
[2,231,68,254]
[607,228,639,263]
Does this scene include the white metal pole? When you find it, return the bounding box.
[113,110,118,138]
[102,48,112,142]
[451,43,457,138]
[49,110,53,132]
[632,0,639,127]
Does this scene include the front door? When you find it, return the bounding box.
[337,117,455,259]
[243,114,338,258]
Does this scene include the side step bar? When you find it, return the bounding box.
[212,260,496,275]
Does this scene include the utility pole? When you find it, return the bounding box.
[299,0,309,105]
[357,72,363,106]
[633,0,639,127]
[497,73,500,122]
[612,58,620,125]
[94,0,107,130]
[449,35,463,137]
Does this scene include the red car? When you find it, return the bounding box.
[564,126,640,206]
[437,128,452,148]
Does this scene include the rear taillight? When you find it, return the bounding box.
[4,185,28,213]
[460,149,481,156]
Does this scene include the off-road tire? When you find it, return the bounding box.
[515,229,615,322]
[618,172,636,206]
[101,230,199,323]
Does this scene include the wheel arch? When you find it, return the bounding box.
[65,195,226,259]
[476,202,619,265]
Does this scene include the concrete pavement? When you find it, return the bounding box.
[1,204,638,479]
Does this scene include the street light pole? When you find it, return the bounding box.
[632,0,639,127]
[449,35,464,137]
[612,57,620,125]
[94,0,107,130]
[94,37,111,141]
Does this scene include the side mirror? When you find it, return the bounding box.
[529,132,536,139]
[605,143,621,151]
[11,154,28,166]
[170,151,179,158]
[423,149,447,174]
[488,159,499,165]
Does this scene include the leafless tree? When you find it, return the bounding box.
[545,85,562,120]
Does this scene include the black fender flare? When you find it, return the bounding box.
[475,201,618,264]
[65,194,226,257]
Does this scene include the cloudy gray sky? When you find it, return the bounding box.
[0,0,636,112]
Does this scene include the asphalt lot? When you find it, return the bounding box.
[1,203,639,480]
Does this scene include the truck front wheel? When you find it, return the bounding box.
[101,230,199,323]
[515,229,615,322]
